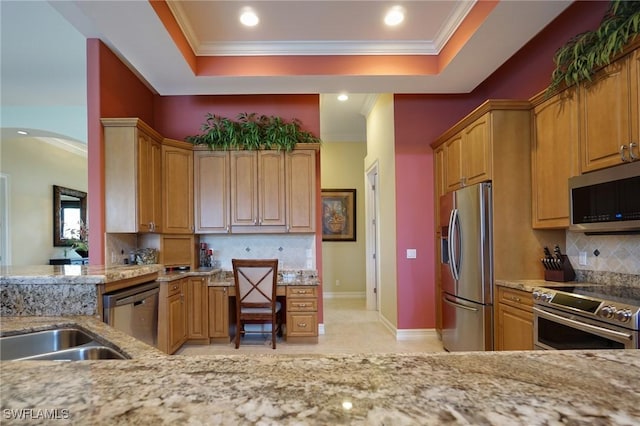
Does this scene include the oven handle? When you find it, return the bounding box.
[533,307,633,342]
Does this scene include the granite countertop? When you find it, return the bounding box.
[157,269,320,286]
[0,264,164,285]
[1,340,638,424]
[494,279,581,293]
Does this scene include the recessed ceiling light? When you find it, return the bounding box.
[337,94,349,102]
[17,130,28,135]
[240,7,259,27]
[384,6,405,26]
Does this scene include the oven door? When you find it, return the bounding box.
[533,306,638,350]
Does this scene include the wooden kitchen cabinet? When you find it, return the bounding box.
[162,140,193,234]
[186,276,209,343]
[286,286,318,342]
[194,150,231,234]
[442,115,491,192]
[230,150,286,232]
[208,286,230,342]
[286,149,317,233]
[495,286,533,351]
[103,118,163,233]
[579,51,638,172]
[530,88,580,229]
[158,279,187,354]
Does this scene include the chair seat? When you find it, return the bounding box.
[241,301,281,315]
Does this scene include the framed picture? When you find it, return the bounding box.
[321,189,356,241]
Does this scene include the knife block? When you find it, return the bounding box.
[544,255,576,282]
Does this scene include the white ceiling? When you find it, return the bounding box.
[1,0,572,143]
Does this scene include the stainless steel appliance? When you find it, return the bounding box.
[533,285,640,350]
[440,182,493,352]
[103,281,159,347]
[569,161,640,234]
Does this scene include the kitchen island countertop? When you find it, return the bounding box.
[1,345,638,424]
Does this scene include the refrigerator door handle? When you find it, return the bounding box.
[447,209,459,281]
[443,295,479,312]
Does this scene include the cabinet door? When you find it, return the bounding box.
[168,284,186,354]
[230,151,258,226]
[208,287,229,339]
[632,49,640,160]
[463,115,491,186]
[496,303,533,351]
[194,151,230,233]
[162,144,193,234]
[531,89,579,228]
[137,131,162,232]
[580,55,633,172]
[444,133,463,192]
[258,151,286,226]
[187,277,209,339]
[286,150,316,233]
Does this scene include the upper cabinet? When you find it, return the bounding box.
[194,145,319,235]
[530,88,580,229]
[230,150,286,233]
[162,140,194,234]
[103,118,163,233]
[286,149,317,233]
[194,150,230,234]
[579,50,639,172]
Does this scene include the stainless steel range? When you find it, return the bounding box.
[533,285,640,350]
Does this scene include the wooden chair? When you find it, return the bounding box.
[232,259,282,349]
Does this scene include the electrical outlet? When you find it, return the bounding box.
[579,251,587,265]
[406,249,417,259]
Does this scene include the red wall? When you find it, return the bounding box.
[87,39,155,265]
[393,1,611,329]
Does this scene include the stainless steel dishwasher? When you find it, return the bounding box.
[103,281,159,348]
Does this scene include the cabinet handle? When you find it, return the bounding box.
[226,226,230,234]
[630,142,638,160]
[297,323,307,328]
[620,145,630,162]
[509,296,521,303]
[223,288,227,294]
[297,303,308,307]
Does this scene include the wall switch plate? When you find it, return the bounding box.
[579,251,587,265]
[406,249,417,259]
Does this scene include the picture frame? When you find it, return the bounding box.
[321,189,356,242]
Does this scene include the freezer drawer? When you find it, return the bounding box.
[441,293,493,352]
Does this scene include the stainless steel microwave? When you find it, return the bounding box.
[569,161,640,234]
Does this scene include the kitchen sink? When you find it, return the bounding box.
[0,328,128,361]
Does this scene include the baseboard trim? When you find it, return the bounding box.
[323,292,366,299]
[379,314,439,341]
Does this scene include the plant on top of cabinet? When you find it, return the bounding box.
[546,0,640,96]
[185,112,321,151]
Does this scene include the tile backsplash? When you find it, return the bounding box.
[566,232,640,276]
[197,234,315,271]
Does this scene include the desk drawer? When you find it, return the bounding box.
[286,286,317,298]
[287,298,318,312]
[287,312,317,336]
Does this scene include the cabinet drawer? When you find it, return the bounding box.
[497,286,532,308]
[287,312,317,336]
[287,298,317,312]
[286,286,317,298]
[167,281,182,297]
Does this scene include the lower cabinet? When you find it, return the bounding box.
[495,286,533,351]
[158,279,187,354]
[186,276,209,343]
[208,286,230,342]
[286,286,318,342]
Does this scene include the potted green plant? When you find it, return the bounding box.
[186,112,320,151]
[68,220,89,258]
[547,0,640,96]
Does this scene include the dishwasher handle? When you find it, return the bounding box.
[103,282,159,309]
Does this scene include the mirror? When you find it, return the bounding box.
[53,185,87,247]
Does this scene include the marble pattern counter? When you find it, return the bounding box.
[1,348,639,424]
[494,279,579,293]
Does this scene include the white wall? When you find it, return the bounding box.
[363,94,398,327]
[320,141,367,297]
[0,138,87,265]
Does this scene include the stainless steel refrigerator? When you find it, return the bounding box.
[439,182,493,352]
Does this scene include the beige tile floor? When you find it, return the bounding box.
[177,298,445,355]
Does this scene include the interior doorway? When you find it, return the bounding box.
[365,162,380,311]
